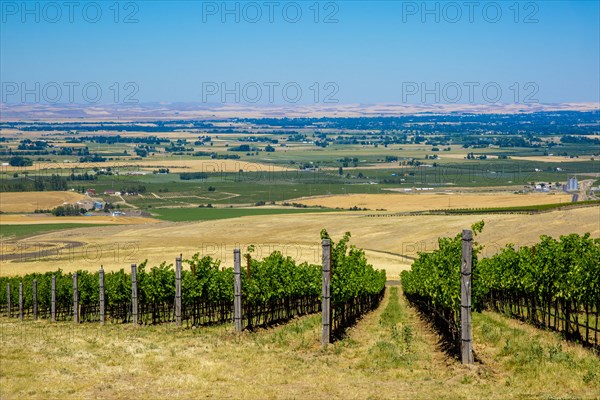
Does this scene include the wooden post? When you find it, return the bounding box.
[233,249,242,332]
[175,255,182,327]
[73,273,79,324]
[19,282,23,321]
[33,279,38,320]
[461,229,474,364]
[321,239,331,347]
[131,264,138,325]
[51,275,56,322]
[6,283,10,318]
[99,266,105,325]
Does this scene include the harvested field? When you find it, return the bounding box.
[293,193,573,212]
[0,213,159,225]
[0,191,87,213]
[511,155,597,162]
[1,207,597,279]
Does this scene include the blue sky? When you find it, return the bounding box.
[1,0,599,104]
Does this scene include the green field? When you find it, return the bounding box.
[152,206,336,222]
[0,224,110,239]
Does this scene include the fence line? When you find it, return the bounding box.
[321,238,331,346]
[460,229,473,364]
[99,267,105,325]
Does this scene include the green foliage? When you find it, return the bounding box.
[9,156,33,167]
[104,269,130,306]
[138,261,175,305]
[183,254,232,303]
[401,221,484,312]
[0,232,384,326]
[479,233,600,306]
[321,229,387,306]
[402,222,598,319]
[52,204,84,216]
[243,251,321,305]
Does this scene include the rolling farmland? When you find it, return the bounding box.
[1,114,599,399]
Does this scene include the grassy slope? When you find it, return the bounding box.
[152,207,335,222]
[1,287,598,399]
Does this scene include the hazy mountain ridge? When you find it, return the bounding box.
[1,102,599,122]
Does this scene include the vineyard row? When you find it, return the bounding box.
[0,231,386,343]
[401,222,600,355]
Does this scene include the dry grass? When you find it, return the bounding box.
[1,287,598,399]
[0,191,88,213]
[295,192,573,212]
[511,155,598,163]
[0,214,159,225]
[1,207,598,279]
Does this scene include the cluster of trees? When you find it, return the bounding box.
[228,144,256,152]
[17,139,49,151]
[192,152,240,160]
[237,136,277,144]
[52,204,85,216]
[165,140,193,153]
[180,172,208,180]
[194,136,212,145]
[134,145,155,158]
[465,152,487,160]
[73,135,168,145]
[79,154,106,163]
[57,147,90,156]
[120,185,146,194]
[0,174,67,192]
[8,156,33,167]
[560,135,600,144]
[338,157,359,168]
[69,172,98,181]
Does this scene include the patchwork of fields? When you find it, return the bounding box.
[1,115,599,400]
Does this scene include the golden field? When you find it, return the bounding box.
[0,213,159,225]
[0,159,289,174]
[1,206,598,278]
[0,191,87,213]
[294,192,573,212]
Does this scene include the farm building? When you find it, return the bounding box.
[76,200,95,210]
